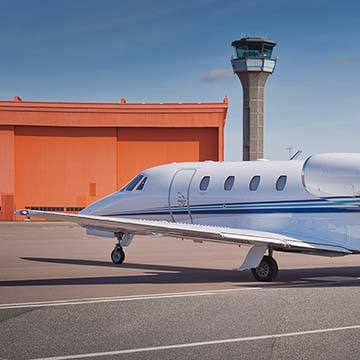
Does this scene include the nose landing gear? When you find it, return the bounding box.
[111,232,132,265]
[111,246,125,264]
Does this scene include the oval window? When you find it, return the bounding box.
[224,176,235,191]
[249,176,261,191]
[276,175,287,191]
[200,176,210,191]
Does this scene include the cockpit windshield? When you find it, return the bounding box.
[120,174,143,192]
[135,177,147,190]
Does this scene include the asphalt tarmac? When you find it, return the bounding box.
[1,222,360,359]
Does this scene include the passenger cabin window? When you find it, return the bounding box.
[200,176,210,191]
[249,176,261,191]
[136,177,147,190]
[276,175,287,191]
[122,174,143,191]
[224,176,235,191]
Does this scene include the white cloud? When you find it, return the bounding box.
[201,68,233,82]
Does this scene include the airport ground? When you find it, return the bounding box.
[0,222,360,360]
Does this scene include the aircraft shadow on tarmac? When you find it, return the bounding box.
[0,257,358,288]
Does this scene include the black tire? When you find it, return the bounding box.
[251,256,278,282]
[111,247,125,264]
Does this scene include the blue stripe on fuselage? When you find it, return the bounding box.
[103,206,360,217]
[101,198,360,217]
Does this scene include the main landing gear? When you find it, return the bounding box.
[251,255,278,282]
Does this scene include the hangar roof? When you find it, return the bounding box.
[0,97,228,128]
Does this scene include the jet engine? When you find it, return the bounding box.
[302,153,360,198]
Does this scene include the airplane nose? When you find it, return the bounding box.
[79,200,104,215]
[79,206,92,215]
[79,192,118,216]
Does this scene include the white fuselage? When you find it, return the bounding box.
[81,154,360,253]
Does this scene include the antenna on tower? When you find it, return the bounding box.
[286,146,293,159]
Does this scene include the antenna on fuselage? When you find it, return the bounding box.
[290,150,302,160]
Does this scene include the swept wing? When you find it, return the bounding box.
[16,210,351,256]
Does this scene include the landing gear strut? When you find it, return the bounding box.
[111,233,126,264]
[251,255,278,282]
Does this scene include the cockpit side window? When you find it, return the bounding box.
[120,174,143,192]
[136,177,147,190]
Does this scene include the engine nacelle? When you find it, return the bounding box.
[302,153,360,198]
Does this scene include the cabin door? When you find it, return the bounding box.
[169,169,196,223]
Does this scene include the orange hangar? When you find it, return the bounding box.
[0,96,228,220]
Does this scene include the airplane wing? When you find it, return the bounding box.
[16,209,352,256]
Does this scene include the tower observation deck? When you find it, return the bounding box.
[231,37,277,161]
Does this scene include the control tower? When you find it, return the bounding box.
[231,37,277,161]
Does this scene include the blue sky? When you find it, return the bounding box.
[1,0,360,160]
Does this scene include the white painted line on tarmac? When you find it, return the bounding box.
[0,287,259,310]
[29,325,360,360]
[0,290,215,307]
[305,276,360,282]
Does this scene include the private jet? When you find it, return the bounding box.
[17,153,360,281]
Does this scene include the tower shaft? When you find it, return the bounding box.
[238,71,271,161]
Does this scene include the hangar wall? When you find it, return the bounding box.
[15,127,118,212]
[0,98,228,220]
[0,126,15,220]
[117,128,218,187]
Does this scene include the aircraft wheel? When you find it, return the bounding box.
[251,255,278,282]
[111,247,125,264]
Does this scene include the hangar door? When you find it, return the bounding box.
[117,127,218,188]
[15,126,118,212]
